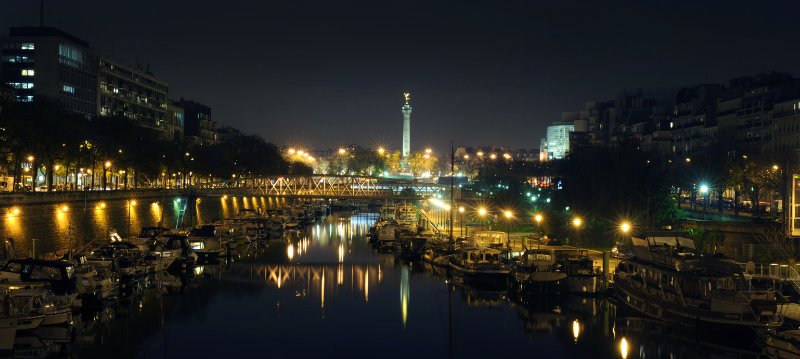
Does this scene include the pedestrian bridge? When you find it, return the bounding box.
[200,175,447,199]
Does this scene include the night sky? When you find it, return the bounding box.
[2,1,800,152]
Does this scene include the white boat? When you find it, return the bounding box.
[509,249,567,294]
[5,285,71,326]
[396,203,417,231]
[614,234,782,332]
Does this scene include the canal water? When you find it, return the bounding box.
[0,198,774,358]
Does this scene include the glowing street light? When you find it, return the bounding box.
[699,184,709,194]
[338,148,346,155]
[489,153,497,160]
[504,210,513,219]
[476,151,484,157]
[288,148,296,154]
[478,207,487,230]
[620,221,631,233]
[26,155,34,162]
[502,153,511,160]
[377,147,385,155]
[773,164,780,171]
[425,148,432,154]
[572,217,582,228]
[104,161,112,168]
[534,213,543,224]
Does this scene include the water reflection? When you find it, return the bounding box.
[0,211,782,358]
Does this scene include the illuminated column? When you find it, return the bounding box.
[402,92,412,166]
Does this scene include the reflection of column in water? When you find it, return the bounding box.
[337,264,343,286]
[365,268,369,303]
[401,265,409,327]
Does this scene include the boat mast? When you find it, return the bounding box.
[449,141,454,242]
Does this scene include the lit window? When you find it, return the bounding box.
[20,43,34,50]
[16,95,34,102]
[6,82,33,89]
[669,121,674,129]
[62,84,75,94]
[21,69,35,76]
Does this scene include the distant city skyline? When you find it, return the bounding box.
[2,0,800,151]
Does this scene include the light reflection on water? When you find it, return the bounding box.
[0,208,776,358]
[0,196,290,255]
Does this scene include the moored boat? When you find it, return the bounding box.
[448,247,512,289]
[509,248,567,295]
[614,233,782,334]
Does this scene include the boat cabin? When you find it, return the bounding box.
[0,259,77,295]
[471,231,510,248]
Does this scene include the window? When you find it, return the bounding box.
[7,82,34,89]
[20,43,34,50]
[21,69,34,76]
[62,84,75,94]
[16,95,33,102]
[2,55,33,63]
[58,43,83,67]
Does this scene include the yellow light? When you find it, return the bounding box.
[423,154,430,159]
[504,210,513,219]
[287,243,295,261]
[463,154,469,160]
[489,153,497,160]
[99,202,106,209]
[104,161,111,168]
[130,200,137,206]
[54,165,60,170]
[458,206,465,213]
[9,207,20,216]
[443,205,451,211]
[503,153,511,159]
[222,195,228,200]
[534,214,543,223]
[377,147,385,154]
[572,319,581,342]
[478,208,487,216]
[425,148,432,154]
[23,168,29,173]
[773,164,780,171]
[288,148,296,154]
[60,205,69,213]
[619,337,629,359]
[338,148,346,155]
[573,217,582,227]
[620,221,631,233]
[26,155,34,162]
[685,157,691,163]
[477,151,484,157]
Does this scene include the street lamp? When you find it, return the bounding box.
[478,207,487,230]
[699,183,709,211]
[534,213,543,234]
[377,147,385,155]
[620,221,631,234]
[458,206,465,237]
[504,210,514,232]
[572,216,582,245]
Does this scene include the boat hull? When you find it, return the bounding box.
[614,278,774,336]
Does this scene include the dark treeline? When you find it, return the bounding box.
[0,98,310,191]
[468,140,788,248]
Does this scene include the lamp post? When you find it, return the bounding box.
[458,206,465,238]
[478,207,487,231]
[503,210,514,232]
[534,213,543,235]
[103,161,111,191]
[572,216,582,245]
[699,184,709,212]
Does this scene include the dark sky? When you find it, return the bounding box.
[2,1,800,152]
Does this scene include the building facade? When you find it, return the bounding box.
[1,27,97,117]
[98,56,168,134]
[544,122,574,160]
[177,98,216,145]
